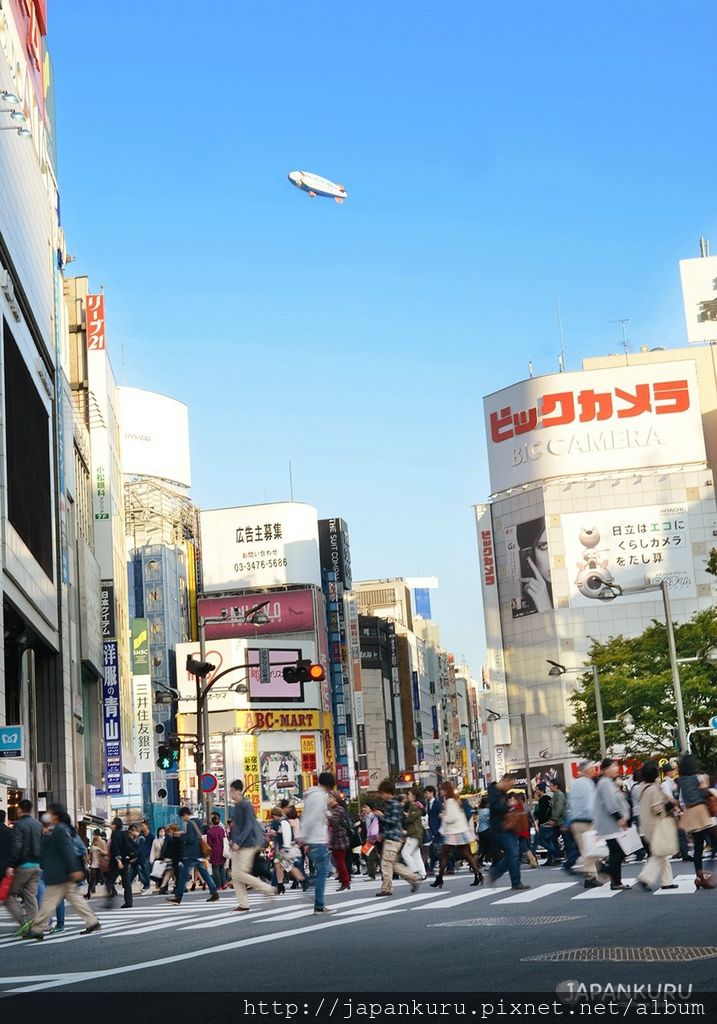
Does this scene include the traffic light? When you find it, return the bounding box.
[156,736,181,771]
[282,659,326,684]
[397,771,414,787]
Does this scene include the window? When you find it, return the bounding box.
[3,320,52,576]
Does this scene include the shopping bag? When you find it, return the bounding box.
[616,825,644,856]
[360,841,374,857]
[651,816,678,858]
[0,874,12,902]
[150,859,168,883]
[582,830,609,859]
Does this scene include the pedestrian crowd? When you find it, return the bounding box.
[1,755,716,938]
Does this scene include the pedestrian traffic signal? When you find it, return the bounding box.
[397,771,414,786]
[282,659,326,684]
[156,741,180,771]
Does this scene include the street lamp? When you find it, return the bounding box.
[0,125,31,137]
[547,660,607,759]
[485,708,533,801]
[596,580,688,753]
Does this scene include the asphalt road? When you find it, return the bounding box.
[0,862,715,996]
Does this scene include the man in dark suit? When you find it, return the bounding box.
[424,785,443,873]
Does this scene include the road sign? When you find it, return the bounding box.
[200,772,218,793]
[0,725,23,759]
[709,716,717,730]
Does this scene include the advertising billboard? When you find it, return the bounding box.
[562,504,696,606]
[131,618,155,770]
[680,255,717,345]
[484,362,705,493]
[503,516,553,618]
[198,589,315,640]
[474,505,511,746]
[199,502,321,594]
[319,518,352,590]
[102,641,123,795]
[118,386,191,487]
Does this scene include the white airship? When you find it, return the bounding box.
[288,170,348,203]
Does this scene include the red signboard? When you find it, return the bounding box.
[86,294,106,351]
[358,769,370,790]
[199,589,315,640]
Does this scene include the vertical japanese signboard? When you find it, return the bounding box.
[300,733,317,792]
[132,618,154,771]
[86,294,106,350]
[102,640,123,794]
[243,736,260,814]
[474,504,511,746]
[100,580,115,638]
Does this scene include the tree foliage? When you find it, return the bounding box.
[564,607,717,770]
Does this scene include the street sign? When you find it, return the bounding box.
[200,772,218,793]
[709,716,717,730]
[0,772,17,787]
[0,725,22,759]
[259,648,271,686]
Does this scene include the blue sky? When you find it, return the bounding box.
[49,1,717,673]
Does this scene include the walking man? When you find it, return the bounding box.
[301,771,336,915]
[166,808,220,906]
[488,773,529,891]
[4,798,42,933]
[375,779,420,897]
[228,780,276,913]
[26,803,100,940]
[567,760,602,889]
[134,821,154,894]
[106,817,136,908]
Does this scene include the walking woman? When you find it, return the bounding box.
[401,789,427,879]
[636,760,679,892]
[677,753,717,890]
[269,807,308,894]
[84,829,107,899]
[328,793,352,891]
[476,796,492,867]
[430,782,483,888]
[593,758,630,890]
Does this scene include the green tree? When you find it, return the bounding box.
[564,607,717,771]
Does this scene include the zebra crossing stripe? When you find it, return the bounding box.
[491,882,578,904]
[572,884,623,900]
[335,890,444,916]
[653,874,696,895]
[413,886,510,909]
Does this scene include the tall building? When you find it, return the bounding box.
[319,517,354,793]
[0,2,89,817]
[477,336,717,786]
[357,615,403,786]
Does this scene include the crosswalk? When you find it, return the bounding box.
[0,869,710,952]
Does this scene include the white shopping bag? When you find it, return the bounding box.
[582,830,608,859]
[150,859,168,882]
[616,825,644,856]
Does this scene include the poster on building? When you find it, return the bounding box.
[680,255,717,345]
[102,640,123,795]
[199,590,315,641]
[562,504,695,607]
[300,733,318,792]
[504,516,553,618]
[474,505,511,746]
[484,362,705,493]
[199,502,321,593]
[260,749,302,804]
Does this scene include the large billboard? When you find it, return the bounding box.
[319,518,352,590]
[474,505,511,746]
[118,386,191,487]
[199,502,321,593]
[680,256,717,345]
[504,516,553,618]
[102,641,123,795]
[198,589,315,640]
[484,362,705,493]
[562,504,696,606]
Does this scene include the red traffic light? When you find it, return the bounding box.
[282,660,326,684]
[397,771,414,787]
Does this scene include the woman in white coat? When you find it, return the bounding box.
[635,761,678,892]
[429,781,483,888]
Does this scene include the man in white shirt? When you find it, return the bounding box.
[301,771,335,915]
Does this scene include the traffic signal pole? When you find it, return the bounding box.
[199,618,212,820]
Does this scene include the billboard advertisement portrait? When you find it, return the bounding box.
[260,748,302,804]
[504,516,553,618]
[118,386,191,487]
[198,589,315,640]
[562,504,696,607]
[484,361,705,493]
[200,502,321,594]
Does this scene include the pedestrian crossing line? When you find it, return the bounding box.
[572,884,623,900]
[178,902,302,931]
[335,890,444,916]
[654,874,697,895]
[492,882,578,904]
[413,886,511,909]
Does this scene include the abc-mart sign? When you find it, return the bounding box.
[484,361,705,493]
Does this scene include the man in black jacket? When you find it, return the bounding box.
[106,817,136,908]
[26,803,100,940]
[3,798,42,930]
[165,808,219,906]
[0,810,11,877]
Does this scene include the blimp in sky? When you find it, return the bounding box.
[288,170,348,204]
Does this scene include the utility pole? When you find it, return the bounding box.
[661,579,688,755]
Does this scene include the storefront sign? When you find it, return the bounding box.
[484,362,704,493]
[100,580,115,638]
[86,294,106,351]
[102,641,123,795]
[235,708,322,731]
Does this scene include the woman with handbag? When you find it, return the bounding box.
[269,807,308,894]
[677,753,717,890]
[593,759,631,890]
[401,790,427,880]
[635,760,679,892]
[429,782,483,888]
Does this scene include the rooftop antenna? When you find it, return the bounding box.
[555,293,566,372]
[610,318,630,357]
[528,360,535,378]
[699,236,710,258]
[288,460,294,502]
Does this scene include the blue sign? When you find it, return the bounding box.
[102,641,123,795]
[709,716,717,731]
[0,725,23,759]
